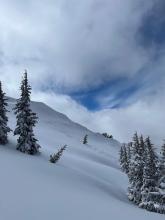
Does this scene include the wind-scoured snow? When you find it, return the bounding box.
[0,98,163,220]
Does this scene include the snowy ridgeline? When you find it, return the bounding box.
[0,99,161,220]
[0,78,164,219]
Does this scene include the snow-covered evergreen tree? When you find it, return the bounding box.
[139,135,145,157]
[50,145,67,163]
[127,145,131,163]
[132,132,140,155]
[83,134,88,144]
[139,137,160,212]
[161,142,165,161]
[128,133,144,204]
[119,146,124,167]
[0,81,11,144]
[120,144,129,174]
[159,141,165,177]
[156,141,165,213]
[13,71,41,155]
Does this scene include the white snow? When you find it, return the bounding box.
[0,98,163,220]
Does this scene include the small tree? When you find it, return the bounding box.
[0,82,11,144]
[50,145,67,164]
[13,71,41,155]
[83,134,88,144]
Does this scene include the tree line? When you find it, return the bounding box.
[120,132,165,214]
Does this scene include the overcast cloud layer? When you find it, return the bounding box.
[0,0,164,145]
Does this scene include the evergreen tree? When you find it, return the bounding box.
[128,133,144,204]
[49,145,67,163]
[159,141,165,177]
[157,141,165,213]
[132,132,140,155]
[128,141,133,149]
[83,134,88,144]
[119,146,124,167]
[139,137,159,212]
[0,82,11,144]
[139,135,145,157]
[127,145,131,163]
[127,142,132,164]
[120,144,129,174]
[126,145,132,178]
[161,141,165,162]
[13,71,41,155]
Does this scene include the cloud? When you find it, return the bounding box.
[0,0,164,145]
[32,90,165,146]
[0,0,163,97]
[0,0,155,91]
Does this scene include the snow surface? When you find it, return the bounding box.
[0,98,163,220]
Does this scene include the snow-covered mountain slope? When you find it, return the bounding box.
[0,98,163,220]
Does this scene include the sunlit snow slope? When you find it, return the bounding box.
[0,98,163,220]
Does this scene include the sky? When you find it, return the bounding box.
[0,0,165,145]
